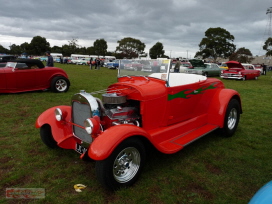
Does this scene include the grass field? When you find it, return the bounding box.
[1,63,272,204]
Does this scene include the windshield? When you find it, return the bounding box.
[118,59,171,78]
[6,62,17,68]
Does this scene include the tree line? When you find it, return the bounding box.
[1,27,271,62]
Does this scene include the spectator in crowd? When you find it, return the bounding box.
[89,58,93,69]
[45,51,54,67]
[95,58,101,70]
[261,63,267,75]
[174,58,181,73]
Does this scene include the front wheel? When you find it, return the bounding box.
[95,138,146,191]
[40,125,58,148]
[50,76,70,93]
[220,99,240,137]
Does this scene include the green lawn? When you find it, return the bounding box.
[1,63,271,203]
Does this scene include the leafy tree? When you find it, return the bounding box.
[229,47,254,63]
[0,44,9,54]
[51,46,62,54]
[116,37,145,59]
[68,38,80,54]
[93,39,107,57]
[61,44,72,56]
[77,46,87,55]
[9,44,22,55]
[149,42,165,59]
[86,46,95,55]
[20,42,30,55]
[195,27,236,61]
[29,36,50,55]
[263,37,272,56]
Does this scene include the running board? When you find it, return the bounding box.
[158,124,219,154]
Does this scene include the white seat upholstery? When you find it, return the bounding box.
[149,73,207,87]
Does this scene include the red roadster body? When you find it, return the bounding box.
[36,59,242,190]
[0,59,70,93]
[220,61,261,80]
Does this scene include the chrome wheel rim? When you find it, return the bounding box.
[55,79,67,91]
[228,108,237,130]
[113,147,140,183]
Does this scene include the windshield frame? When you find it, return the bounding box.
[117,59,171,83]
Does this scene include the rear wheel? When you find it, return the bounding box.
[50,76,70,93]
[95,137,146,191]
[220,99,240,137]
[40,125,58,148]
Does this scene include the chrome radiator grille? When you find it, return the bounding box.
[72,101,93,143]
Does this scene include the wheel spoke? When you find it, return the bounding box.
[113,147,140,183]
[55,80,67,91]
[227,108,237,130]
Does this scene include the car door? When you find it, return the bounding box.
[166,82,204,125]
[0,67,8,90]
[13,64,38,91]
[210,64,220,76]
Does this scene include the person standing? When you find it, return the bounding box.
[95,58,100,70]
[261,63,267,75]
[45,51,54,67]
[174,58,181,73]
[89,58,93,69]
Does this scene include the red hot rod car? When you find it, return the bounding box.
[36,59,242,190]
[0,59,70,93]
[220,61,261,81]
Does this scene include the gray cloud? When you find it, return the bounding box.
[0,0,270,57]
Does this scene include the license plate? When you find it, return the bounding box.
[75,143,87,154]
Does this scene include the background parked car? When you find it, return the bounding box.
[185,60,223,76]
[124,61,143,71]
[76,58,90,65]
[0,59,70,93]
[220,62,228,69]
[221,61,261,80]
[0,55,17,62]
[141,60,161,72]
[104,60,119,69]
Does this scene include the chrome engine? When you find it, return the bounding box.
[102,93,141,126]
[71,91,141,143]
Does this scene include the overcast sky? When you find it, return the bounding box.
[0,0,271,58]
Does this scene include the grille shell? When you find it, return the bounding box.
[71,91,100,143]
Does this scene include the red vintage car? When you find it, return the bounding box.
[0,59,70,93]
[220,61,261,80]
[36,59,242,190]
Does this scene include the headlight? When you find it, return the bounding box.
[84,116,101,135]
[84,119,93,134]
[55,108,63,121]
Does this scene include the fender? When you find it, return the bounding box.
[88,125,151,160]
[35,105,79,149]
[208,89,242,127]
